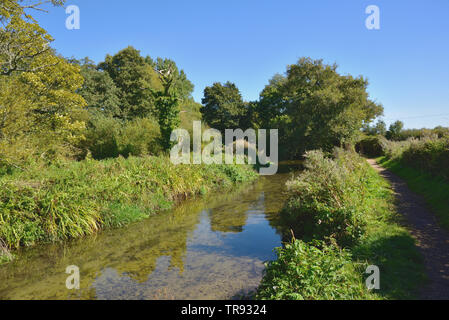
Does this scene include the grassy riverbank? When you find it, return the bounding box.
[378,157,449,230]
[0,156,257,263]
[257,150,425,300]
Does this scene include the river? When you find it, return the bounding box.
[0,164,299,300]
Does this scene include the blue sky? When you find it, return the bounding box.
[34,0,449,129]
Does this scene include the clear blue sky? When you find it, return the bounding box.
[35,0,449,129]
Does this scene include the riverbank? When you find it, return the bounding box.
[257,150,425,300]
[0,156,258,264]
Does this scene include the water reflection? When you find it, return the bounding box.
[0,166,296,300]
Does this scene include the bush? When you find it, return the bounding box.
[84,116,163,160]
[258,150,425,300]
[118,117,163,157]
[382,135,449,181]
[281,150,371,247]
[257,240,375,300]
[401,136,449,181]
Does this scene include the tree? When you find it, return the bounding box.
[154,63,180,150]
[257,58,383,158]
[152,57,194,102]
[201,82,246,133]
[75,58,122,119]
[0,0,87,167]
[374,120,387,136]
[362,120,387,136]
[386,120,404,141]
[0,0,65,76]
[98,46,162,119]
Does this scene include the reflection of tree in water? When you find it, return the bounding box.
[208,204,249,233]
[207,181,267,234]
[258,165,300,242]
[0,166,300,299]
[0,197,208,299]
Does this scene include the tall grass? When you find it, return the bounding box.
[257,150,425,300]
[0,156,257,254]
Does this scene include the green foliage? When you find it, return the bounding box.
[0,0,65,76]
[0,156,257,250]
[381,135,449,181]
[98,46,162,119]
[281,150,371,247]
[401,136,449,180]
[201,82,247,133]
[257,240,376,300]
[0,1,87,170]
[76,58,122,118]
[386,120,404,141]
[256,58,383,159]
[379,157,449,230]
[155,93,180,151]
[152,57,194,101]
[258,150,425,300]
[362,120,387,136]
[83,116,162,160]
[356,135,386,158]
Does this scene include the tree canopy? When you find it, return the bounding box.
[256,58,383,158]
[201,81,247,133]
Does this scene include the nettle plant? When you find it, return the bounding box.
[281,149,371,247]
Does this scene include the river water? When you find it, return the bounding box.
[0,164,299,300]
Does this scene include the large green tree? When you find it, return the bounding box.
[257,58,383,159]
[201,81,247,133]
[98,46,162,119]
[75,58,122,119]
[386,120,404,141]
[0,0,88,166]
[151,57,194,102]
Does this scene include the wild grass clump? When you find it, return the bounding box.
[0,156,257,251]
[0,239,13,264]
[258,149,424,300]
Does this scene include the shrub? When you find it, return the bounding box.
[382,135,449,181]
[84,116,163,160]
[117,117,162,157]
[257,240,375,300]
[258,150,425,300]
[401,136,449,181]
[280,150,371,247]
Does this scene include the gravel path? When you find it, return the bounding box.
[367,159,449,300]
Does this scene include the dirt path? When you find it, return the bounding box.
[367,159,449,300]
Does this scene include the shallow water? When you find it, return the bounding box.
[0,165,298,300]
